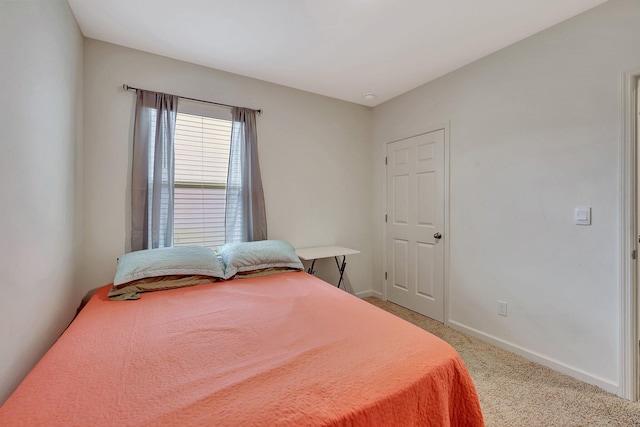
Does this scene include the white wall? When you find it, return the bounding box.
[372,0,640,394]
[0,0,83,404]
[81,39,373,295]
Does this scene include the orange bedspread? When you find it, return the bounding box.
[0,272,483,426]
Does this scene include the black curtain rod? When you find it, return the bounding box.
[122,84,262,115]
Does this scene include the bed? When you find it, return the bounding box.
[0,241,484,426]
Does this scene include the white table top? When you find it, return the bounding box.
[295,245,360,260]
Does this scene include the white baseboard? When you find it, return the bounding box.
[447,320,619,396]
[356,289,383,299]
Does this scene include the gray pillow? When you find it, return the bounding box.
[218,240,304,279]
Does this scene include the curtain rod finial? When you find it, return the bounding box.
[123,84,129,91]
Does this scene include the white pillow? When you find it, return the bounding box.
[113,246,225,285]
[218,240,304,279]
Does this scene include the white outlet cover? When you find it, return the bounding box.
[574,206,591,225]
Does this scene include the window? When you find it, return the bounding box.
[173,101,232,249]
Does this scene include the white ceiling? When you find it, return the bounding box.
[67,0,608,106]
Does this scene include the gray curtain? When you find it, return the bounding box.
[225,107,267,242]
[131,90,178,251]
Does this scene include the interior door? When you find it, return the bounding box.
[386,129,445,321]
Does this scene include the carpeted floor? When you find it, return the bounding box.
[364,296,640,427]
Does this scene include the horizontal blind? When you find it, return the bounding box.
[173,112,232,249]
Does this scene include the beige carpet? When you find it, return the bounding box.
[364,297,640,427]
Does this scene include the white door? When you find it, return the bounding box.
[386,129,445,321]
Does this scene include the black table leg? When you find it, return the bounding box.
[308,259,317,275]
[335,255,347,289]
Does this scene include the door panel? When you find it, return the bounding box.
[416,242,434,297]
[417,172,435,225]
[386,129,445,321]
[394,175,409,224]
[392,239,409,290]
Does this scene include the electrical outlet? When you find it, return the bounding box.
[497,300,508,317]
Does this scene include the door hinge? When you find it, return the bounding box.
[385,157,388,165]
[385,272,387,280]
[385,214,387,223]
[633,250,637,260]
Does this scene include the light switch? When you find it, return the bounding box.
[574,206,591,225]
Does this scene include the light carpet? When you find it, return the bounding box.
[364,297,640,427]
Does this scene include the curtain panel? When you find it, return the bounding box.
[225,107,267,242]
[131,90,178,251]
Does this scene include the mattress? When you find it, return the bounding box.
[0,272,484,426]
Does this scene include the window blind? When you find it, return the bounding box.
[173,112,232,249]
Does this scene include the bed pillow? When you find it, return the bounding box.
[218,240,304,279]
[108,246,225,300]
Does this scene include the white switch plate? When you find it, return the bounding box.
[574,206,591,225]
[497,300,507,317]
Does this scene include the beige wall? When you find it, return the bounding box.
[372,0,640,394]
[81,39,373,295]
[3,0,635,405]
[0,0,84,404]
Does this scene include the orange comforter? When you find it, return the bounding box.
[0,272,483,426]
